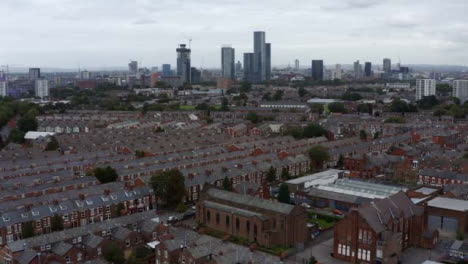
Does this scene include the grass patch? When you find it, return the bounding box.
[179,105,196,110]
[308,212,341,230]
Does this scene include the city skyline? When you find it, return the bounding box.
[1,0,468,68]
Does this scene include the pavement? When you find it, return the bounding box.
[289,230,347,264]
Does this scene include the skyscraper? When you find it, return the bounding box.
[383,58,391,73]
[415,79,436,100]
[235,61,242,74]
[221,46,235,80]
[162,64,171,77]
[332,64,342,80]
[128,61,138,74]
[294,59,300,71]
[191,67,201,84]
[265,43,271,81]
[0,81,7,97]
[354,60,363,79]
[243,53,254,83]
[253,31,266,82]
[35,79,49,98]
[29,68,40,81]
[176,44,191,84]
[453,80,468,103]
[364,62,372,77]
[311,60,324,81]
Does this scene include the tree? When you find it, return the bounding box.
[390,99,417,113]
[222,176,232,191]
[308,256,318,264]
[341,92,362,101]
[45,136,59,151]
[384,116,405,124]
[308,146,330,170]
[115,202,125,217]
[17,116,38,133]
[273,90,284,101]
[336,154,344,169]
[220,97,229,111]
[417,95,439,109]
[277,183,290,204]
[302,123,327,138]
[328,102,346,113]
[127,245,152,264]
[357,103,373,114]
[93,166,118,183]
[150,169,186,208]
[457,229,465,240]
[176,202,187,213]
[8,128,25,144]
[22,221,35,238]
[103,241,125,264]
[266,166,277,183]
[281,167,290,180]
[298,87,307,97]
[436,83,451,96]
[51,214,64,232]
[135,150,145,158]
[246,111,261,124]
[360,130,367,140]
[310,103,324,115]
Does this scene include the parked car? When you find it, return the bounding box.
[333,209,343,216]
[182,210,196,220]
[167,216,179,223]
[301,203,311,209]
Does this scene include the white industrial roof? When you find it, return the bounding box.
[146,240,161,249]
[428,197,468,212]
[315,179,406,200]
[411,196,430,204]
[414,187,438,195]
[286,169,343,185]
[24,131,55,140]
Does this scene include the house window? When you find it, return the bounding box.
[225,216,230,228]
[236,218,240,231]
[66,256,70,264]
[246,221,250,234]
[125,239,130,247]
[77,253,82,261]
[338,244,343,255]
[206,210,211,223]
[97,247,102,255]
[254,224,257,236]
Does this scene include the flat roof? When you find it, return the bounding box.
[286,169,343,185]
[414,187,438,195]
[307,98,340,104]
[315,179,406,199]
[24,131,55,140]
[428,197,468,212]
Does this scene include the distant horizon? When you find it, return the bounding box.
[1,0,467,68]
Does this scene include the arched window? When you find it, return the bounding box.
[254,224,258,236]
[236,218,240,231]
[216,213,220,224]
[206,210,211,223]
[226,215,230,227]
[246,221,250,234]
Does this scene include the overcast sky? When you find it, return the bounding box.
[0,0,467,69]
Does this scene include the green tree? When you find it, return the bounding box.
[266,166,277,183]
[308,146,330,170]
[51,214,64,232]
[310,103,324,115]
[302,123,327,138]
[384,116,406,124]
[360,130,367,140]
[22,221,35,238]
[336,154,344,169]
[222,176,232,191]
[436,83,451,96]
[417,95,439,109]
[457,229,465,240]
[45,136,59,151]
[328,102,346,113]
[93,166,118,183]
[17,116,38,133]
[103,241,125,264]
[341,92,362,101]
[8,128,25,144]
[176,202,187,213]
[150,169,186,208]
[115,202,125,217]
[273,90,284,101]
[246,111,261,124]
[281,167,290,180]
[357,103,373,114]
[298,87,307,97]
[277,183,290,204]
[135,150,145,158]
[308,256,318,264]
[220,97,230,111]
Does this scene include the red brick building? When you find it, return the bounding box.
[333,192,438,264]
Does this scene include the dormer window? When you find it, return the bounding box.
[101,196,109,202]
[110,194,117,200]
[86,200,93,206]
[32,211,39,216]
[49,206,57,212]
[2,216,10,222]
[60,205,67,210]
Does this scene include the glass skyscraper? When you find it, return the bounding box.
[176,44,191,84]
[311,60,324,81]
[221,46,235,80]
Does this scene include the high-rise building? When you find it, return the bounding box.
[80,70,91,79]
[162,64,171,77]
[311,60,324,81]
[29,68,40,81]
[253,31,266,82]
[0,81,7,97]
[221,46,235,80]
[235,61,242,75]
[265,43,271,81]
[415,79,436,100]
[332,64,342,80]
[294,59,300,71]
[353,60,363,79]
[128,61,138,74]
[35,79,49,98]
[364,62,372,77]
[150,73,160,88]
[383,58,391,73]
[176,44,191,84]
[453,80,468,103]
[243,53,254,83]
[190,67,201,84]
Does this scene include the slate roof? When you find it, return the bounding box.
[51,242,73,256]
[206,188,295,215]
